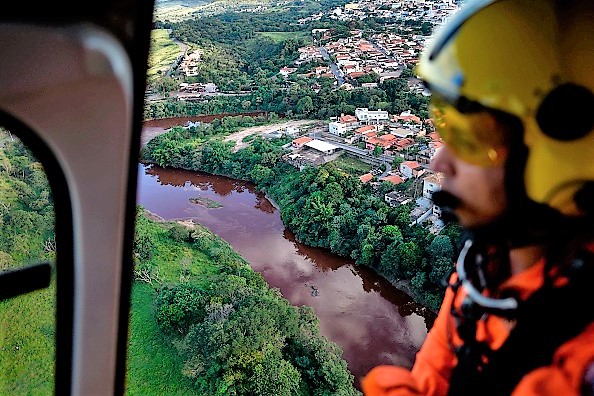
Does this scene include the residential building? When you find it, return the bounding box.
[355,108,389,124]
[380,174,404,185]
[339,114,359,127]
[359,173,374,184]
[279,67,297,77]
[329,121,348,136]
[384,191,411,207]
[423,172,443,200]
[355,124,377,135]
[400,160,425,179]
[392,111,422,125]
[292,136,313,148]
[390,127,415,138]
[283,126,300,137]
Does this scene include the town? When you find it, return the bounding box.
[270,106,445,235]
[152,0,462,236]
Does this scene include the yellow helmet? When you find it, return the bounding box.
[417,0,594,216]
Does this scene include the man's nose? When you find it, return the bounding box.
[429,145,453,174]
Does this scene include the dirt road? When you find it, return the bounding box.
[140,118,323,150]
[223,119,322,152]
[140,112,267,148]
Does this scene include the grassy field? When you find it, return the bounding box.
[330,155,373,176]
[0,281,55,395]
[147,29,182,79]
[0,213,224,395]
[125,284,193,395]
[124,213,224,394]
[256,31,310,43]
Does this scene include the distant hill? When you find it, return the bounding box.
[154,0,276,22]
[153,0,211,22]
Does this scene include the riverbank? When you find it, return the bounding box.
[132,205,362,394]
[141,112,268,147]
[139,158,439,314]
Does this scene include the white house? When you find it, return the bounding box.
[283,126,299,137]
[384,191,411,207]
[329,121,348,137]
[279,67,297,77]
[400,160,424,179]
[390,127,415,138]
[355,108,389,124]
[423,172,443,200]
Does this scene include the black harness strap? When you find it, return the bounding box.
[447,255,594,396]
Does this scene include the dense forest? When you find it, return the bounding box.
[145,75,429,124]
[141,117,462,310]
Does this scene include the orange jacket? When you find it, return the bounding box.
[361,258,594,395]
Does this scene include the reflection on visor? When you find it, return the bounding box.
[430,96,507,167]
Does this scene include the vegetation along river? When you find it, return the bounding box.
[136,161,436,384]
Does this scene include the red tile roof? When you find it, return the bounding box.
[340,115,358,124]
[402,160,422,169]
[293,136,313,145]
[349,71,366,79]
[379,134,396,142]
[359,173,374,183]
[380,175,404,185]
[355,125,376,134]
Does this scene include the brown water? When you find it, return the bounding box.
[136,162,436,388]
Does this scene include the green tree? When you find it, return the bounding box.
[372,146,383,157]
[428,235,453,261]
[201,140,233,174]
[0,251,14,271]
[397,241,422,278]
[133,232,155,262]
[296,95,314,115]
[155,284,208,335]
[249,164,274,188]
[168,224,190,242]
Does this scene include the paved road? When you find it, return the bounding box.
[166,37,188,77]
[318,47,344,85]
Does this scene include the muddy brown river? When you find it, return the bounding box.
[136,162,436,389]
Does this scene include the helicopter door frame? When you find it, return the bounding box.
[0,12,152,394]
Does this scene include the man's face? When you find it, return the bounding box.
[430,143,508,229]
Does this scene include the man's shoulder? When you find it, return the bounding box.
[557,322,594,395]
[513,322,594,394]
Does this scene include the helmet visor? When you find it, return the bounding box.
[430,95,508,167]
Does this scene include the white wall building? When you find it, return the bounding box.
[400,160,424,179]
[423,172,443,200]
[284,126,299,137]
[329,121,348,136]
[355,108,389,124]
